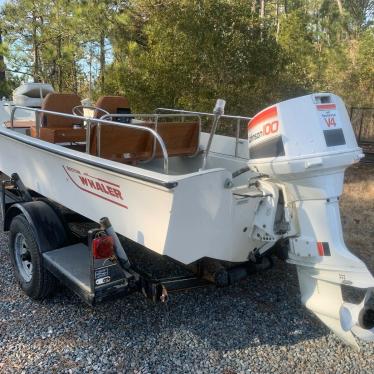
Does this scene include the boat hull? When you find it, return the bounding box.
[0,129,259,264]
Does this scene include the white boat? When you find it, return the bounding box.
[0,91,373,348]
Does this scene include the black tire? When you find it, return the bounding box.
[9,214,57,300]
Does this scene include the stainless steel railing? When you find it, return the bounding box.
[9,105,171,174]
[156,108,252,158]
[72,105,110,118]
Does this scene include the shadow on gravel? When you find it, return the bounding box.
[0,216,326,354]
[0,230,343,373]
[38,259,327,351]
[0,211,329,373]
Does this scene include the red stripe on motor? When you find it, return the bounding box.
[317,242,325,256]
[248,106,277,129]
[316,104,336,110]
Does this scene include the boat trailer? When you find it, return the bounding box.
[1,173,217,304]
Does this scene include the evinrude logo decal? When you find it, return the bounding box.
[63,165,128,209]
[247,106,279,143]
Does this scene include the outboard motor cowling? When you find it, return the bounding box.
[247,93,374,347]
[248,93,362,178]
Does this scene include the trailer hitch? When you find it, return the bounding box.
[140,280,168,303]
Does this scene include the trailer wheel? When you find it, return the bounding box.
[9,215,57,299]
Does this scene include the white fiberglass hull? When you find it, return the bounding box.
[0,127,259,264]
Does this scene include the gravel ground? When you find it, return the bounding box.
[1,172,374,373]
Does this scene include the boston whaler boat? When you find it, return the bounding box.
[0,86,373,347]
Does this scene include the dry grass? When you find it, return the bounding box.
[340,163,374,273]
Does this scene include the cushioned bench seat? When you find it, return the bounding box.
[154,122,200,158]
[89,123,155,163]
[30,127,86,144]
[88,121,200,164]
[91,96,200,164]
[31,93,84,144]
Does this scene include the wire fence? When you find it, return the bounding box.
[350,107,374,163]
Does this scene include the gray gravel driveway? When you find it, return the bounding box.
[0,217,374,373]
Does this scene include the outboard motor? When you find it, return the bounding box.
[247,93,374,347]
[12,83,54,108]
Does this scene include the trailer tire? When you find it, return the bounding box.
[9,214,57,300]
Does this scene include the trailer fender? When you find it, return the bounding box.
[4,201,68,252]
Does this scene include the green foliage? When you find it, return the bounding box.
[110,1,284,113]
[0,0,373,112]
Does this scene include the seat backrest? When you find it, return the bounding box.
[95,96,131,122]
[154,122,200,157]
[89,123,155,164]
[41,93,82,128]
[89,119,199,164]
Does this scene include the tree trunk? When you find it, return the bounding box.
[57,35,63,91]
[335,0,344,15]
[276,0,280,38]
[260,0,265,18]
[88,42,93,100]
[99,32,106,93]
[251,0,257,14]
[72,58,78,94]
[32,12,40,82]
[0,31,6,85]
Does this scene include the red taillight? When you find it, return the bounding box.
[92,235,114,259]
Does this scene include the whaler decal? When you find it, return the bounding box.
[63,165,128,209]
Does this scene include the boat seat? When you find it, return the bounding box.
[89,123,155,164]
[154,122,200,157]
[30,126,86,144]
[31,93,85,143]
[88,121,200,165]
[95,96,132,122]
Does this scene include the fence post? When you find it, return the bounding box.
[358,110,365,145]
[349,107,354,121]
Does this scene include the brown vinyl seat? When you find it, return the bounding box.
[30,93,85,143]
[89,123,155,164]
[94,96,132,122]
[89,95,199,165]
[89,120,200,165]
[154,122,200,158]
[90,95,148,164]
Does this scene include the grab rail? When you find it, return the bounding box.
[8,105,171,174]
[156,108,252,158]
